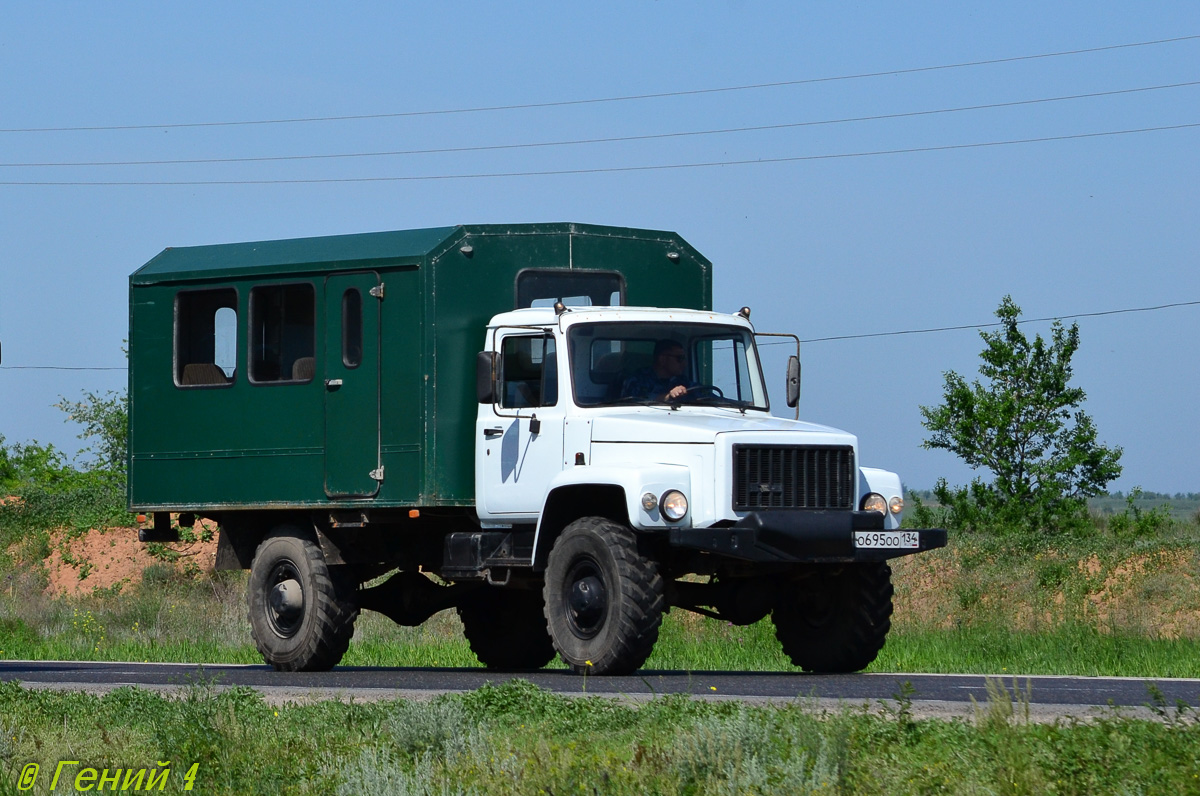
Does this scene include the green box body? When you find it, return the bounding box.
[128,223,712,512]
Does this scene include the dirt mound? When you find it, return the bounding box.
[1082,550,1200,639]
[44,521,218,597]
[891,553,960,629]
[891,545,1200,639]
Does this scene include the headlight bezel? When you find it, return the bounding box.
[660,489,689,521]
[860,492,887,515]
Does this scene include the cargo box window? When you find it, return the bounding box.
[174,288,237,388]
[249,283,315,383]
[342,288,362,368]
[499,335,557,408]
[516,269,623,309]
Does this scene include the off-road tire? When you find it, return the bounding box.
[543,517,665,675]
[457,587,557,670]
[248,527,359,672]
[772,562,893,673]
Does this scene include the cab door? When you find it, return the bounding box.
[476,331,565,517]
[324,272,381,498]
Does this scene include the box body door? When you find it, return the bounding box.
[324,272,382,498]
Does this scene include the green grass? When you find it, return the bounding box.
[876,624,1200,678]
[6,593,1200,679]
[1,678,1198,795]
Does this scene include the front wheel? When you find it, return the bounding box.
[248,527,358,672]
[543,517,665,675]
[771,562,893,673]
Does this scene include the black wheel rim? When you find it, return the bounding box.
[789,574,841,629]
[796,589,833,628]
[265,559,305,638]
[563,555,607,640]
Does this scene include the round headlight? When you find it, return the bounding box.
[860,493,887,514]
[889,496,904,515]
[641,492,658,512]
[660,490,688,521]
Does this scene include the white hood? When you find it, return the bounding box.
[590,409,856,446]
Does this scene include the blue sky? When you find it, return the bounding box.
[1,2,1197,492]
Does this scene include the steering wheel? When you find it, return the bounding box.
[683,384,724,401]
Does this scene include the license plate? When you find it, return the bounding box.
[854,531,920,549]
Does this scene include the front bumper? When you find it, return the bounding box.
[667,510,947,563]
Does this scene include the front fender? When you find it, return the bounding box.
[859,467,903,529]
[532,463,691,569]
[540,463,692,531]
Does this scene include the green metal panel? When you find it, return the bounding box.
[426,228,573,502]
[128,278,326,507]
[323,272,382,498]
[128,223,713,512]
[376,265,425,504]
[565,227,710,310]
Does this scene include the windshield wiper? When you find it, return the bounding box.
[689,395,753,414]
[607,396,660,407]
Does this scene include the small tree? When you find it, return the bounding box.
[55,389,129,475]
[920,296,1122,535]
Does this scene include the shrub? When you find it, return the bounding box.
[1106,489,1174,540]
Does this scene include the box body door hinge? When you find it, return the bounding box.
[369,466,385,482]
[369,284,385,299]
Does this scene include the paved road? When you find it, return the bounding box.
[4,660,1199,717]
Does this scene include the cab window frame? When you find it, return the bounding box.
[493,332,559,414]
[514,268,625,310]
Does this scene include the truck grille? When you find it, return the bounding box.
[733,445,855,510]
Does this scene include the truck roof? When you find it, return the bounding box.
[130,222,707,285]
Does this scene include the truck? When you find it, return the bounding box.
[128,222,945,675]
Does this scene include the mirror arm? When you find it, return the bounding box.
[753,332,802,419]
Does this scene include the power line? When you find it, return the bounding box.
[1,121,1196,186]
[0,364,124,372]
[3,34,1197,134]
[5,299,1198,370]
[6,80,1197,169]
[797,299,1200,344]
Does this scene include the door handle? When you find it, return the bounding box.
[325,379,343,389]
[483,427,504,438]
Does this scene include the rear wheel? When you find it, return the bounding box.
[458,587,556,670]
[543,517,665,675]
[248,527,358,672]
[772,562,893,673]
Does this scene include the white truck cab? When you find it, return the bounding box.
[468,305,945,675]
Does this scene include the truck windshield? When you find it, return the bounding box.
[568,322,769,409]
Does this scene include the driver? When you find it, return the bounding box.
[621,339,696,401]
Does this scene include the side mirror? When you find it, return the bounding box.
[476,351,497,404]
[785,355,801,408]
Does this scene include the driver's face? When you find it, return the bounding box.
[660,346,686,376]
